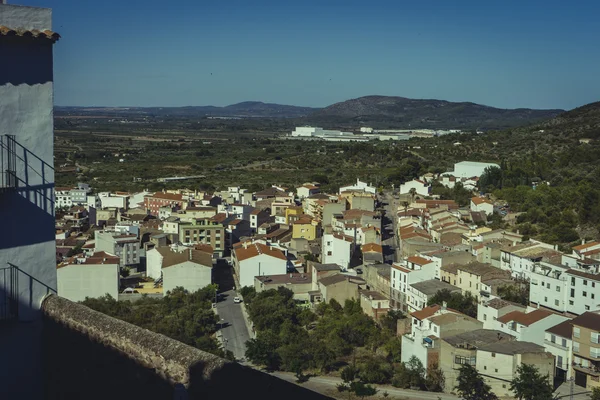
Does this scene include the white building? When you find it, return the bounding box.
[0,3,59,396]
[55,187,73,209]
[57,252,120,302]
[321,232,354,270]
[339,178,376,194]
[489,308,570,344]
[453,161,500,178]
[399,179,430,197]
[95,231,140,266]
[390,256,437,312]
[407,279,460,313]
[500,241,560,279]
[470,197,494,215]
[477,297,526,330]
[544,320,573,381]
[296,184,320,199]
[291,126,354,138]
[162,249,213,294]
[233,242,288,288]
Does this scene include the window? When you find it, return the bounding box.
[544,296,548,302]
[571,289,575,298]
[460,278,462,284]
[404,275,406,283]
[483,314,487,321]
[562,338,567,347]
[557,355,563,367]
[593,282,596,288]
[586,305,591,310]
[326,241,332,246]
[592,333,600,344]
[434,326,437,333]
[593,294,596,300]
[491,352,496,357]
[484,365,487,370]
[584,280,588,286]
[571,277,576,286]
[592,348,600,359]
[327,251,332,256]
[547,283,551,289]
[583,291,588,297]
[495,368,498,373]
[502,384,506,389]
[470,282,472,288]
[555,299,560,306]
[551,334,556,343]
[570,300,574,305]
[574,341,580,352]
[556,286,560,292]
[574,327,581,339]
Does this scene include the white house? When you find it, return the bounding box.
[399,179,430,197]
[57,252,120,302]
[233,242,288,288]
[321,232,354,270]
[499,241,560,279]
[489,308,570,344]
[544,319,573,381]
[55,187,73,209]
[470,197,494,215]
[453,161,500,178]
[476,341,554,398]
[296,184,320,199]
[339,178,376,194]
[390,256,437,312]
[162,249,213,294]
[407,279,460,313]
[99,193,127,210]
[477,297,526,330]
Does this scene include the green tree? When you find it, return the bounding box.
[479,166,503,192]
[591,387,600,400]
[425,363,445,392]
[405,356,426,389]
[428,289,477,317]
[455,364,498,400]
[510,364,553,400]
[350,381,378,398]
[245,331,281,370]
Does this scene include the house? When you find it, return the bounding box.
[161,248,213,294]
[407,279,461,313]
[178,218,225,257]
[439,329,515,392]
[360,290,389,320]
[490,308,570,345]
[57,252,120,302]
[318,274,361,305]
[254,273,312,301]
[321,231,355,270]
[339,178,376,194]
[452,161,500,178]
[476,341,554,398]
[296,184,320,200]
[144,192,184,216]
[563,269,600,315]
[544,319,573,382]
[454,262,512,301]
[399,179,430,197]
[292,217,318,240]
[470,197,494,216]
[340,191,375,212]
[361,243,384,265]
[570,311,600,390]
[427,250,476,281]
[401,304,483,371]
[500,241,561,280]
[233,242,288,288]
[477,297,527,330]
[572,241,600,261]
[249,208,270,232]
[308,261,342,290]
[390,257,437,312]
[363,263,391,298]
[94,231,140,267]
[179,206,217,221]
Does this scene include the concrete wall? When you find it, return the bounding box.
[42,295,331,400]
[320,280,359,304]
[163,262,212,294]
[57,264,119,302]
[239,254,287,288]
[146,248,163,280]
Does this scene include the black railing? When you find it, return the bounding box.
[0,264,18,322]
[0,134,17,190]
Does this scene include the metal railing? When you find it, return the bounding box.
[0,134,17,190]
[0,264,18,322]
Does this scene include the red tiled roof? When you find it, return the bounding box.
[497,309,552,326]
[471,197,492,206]
[149,192,183,201]
[411,305,441,321]
[235,243,287,262]
[573,241,600,251]
[362,243,383,253]
[406,256,433,265]
[0,25,60,42]
[392,264,411,273]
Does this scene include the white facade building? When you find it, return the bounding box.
[470,197,494,215]
[339,178,376,194]
[477,298,526,330]
[0,3,59,396]
[390,257,437,312]
[99,193,127,210]
[489,308,570,344]
[544,320,573,381]
[399,179,430,197]
[233,243,288,288]
[453,161,500,178]
[57,257,119,302]
[321,232,354,270]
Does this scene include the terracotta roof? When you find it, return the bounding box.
[229,219,243,225]
[362,243,383,253]
[440,232,464,247]
[566,269,600,282]
[0,26,60,42]
[570,312,600,331]
[234,243,287,262]
[150,192,183,201]
[332,232,354,243]
[293,218,313,225]
[406,256,433,265]
[392,264,411,273]
[573,241,600,251]
[250,209,262,215]
[416,199,459,210]
[194,244,214,254]
[496,309,552,326]
[211,213,228,223]
[411,305,441,321]
[471,197,493,206]
[156,247,213,268]
[546,320,573,338]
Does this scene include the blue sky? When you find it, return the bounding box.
[18,0,600,109]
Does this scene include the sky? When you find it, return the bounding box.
[15,0,600,110]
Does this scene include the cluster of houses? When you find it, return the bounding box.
[54,163,600,397]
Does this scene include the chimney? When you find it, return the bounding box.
[442,301,447,311]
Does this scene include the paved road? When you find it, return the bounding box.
[268,370,459,400]
[216,289,251,360]
[213,260,251,360]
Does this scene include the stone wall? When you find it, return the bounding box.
[42,295,331,400]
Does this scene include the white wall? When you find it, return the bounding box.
[100,195,126,209]
[238,254,287,288]
[146,248,163,280]
[163,261,212,294]
[322,233,352,269]
[399,180,430,197]
[476,351,514,397]
[544,331,572,379]
[454,161,500,178]
[57,264,119,302]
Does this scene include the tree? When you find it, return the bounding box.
[409,187,417,203]
[428,289,477,317]
[244,331,282,370]
[591,387,600,400]
[405,356,426,389]
[510,364,553,400]
[455,364,498,400]
[425,363,445,392]
[479,166,503,192]
[350,381,378,398]
[401,201,410,217]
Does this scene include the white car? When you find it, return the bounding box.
[233,297,242,304]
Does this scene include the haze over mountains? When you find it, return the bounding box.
[56,95,568,130]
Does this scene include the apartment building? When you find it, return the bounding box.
[391,256,437,312]
[144,192,185,216]
[571,312,600,389]
[95,231,140,267]
[178,218,225,257]
[544,320,573,382]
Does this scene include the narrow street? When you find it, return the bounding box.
[380,191,401,264]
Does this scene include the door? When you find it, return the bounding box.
[575,370,587,387]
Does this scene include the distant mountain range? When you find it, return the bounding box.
[56,96,567,129]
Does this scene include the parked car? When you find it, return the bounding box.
[233,297,242,303]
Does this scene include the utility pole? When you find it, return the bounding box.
[570,376,574,400]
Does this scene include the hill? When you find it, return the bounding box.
[539,101,600,139]
[307,95,564,130]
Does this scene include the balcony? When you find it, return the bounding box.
[0,135,17,192]
[573,362,600,377]
[544,339,569,351]
[0,264,18,322]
